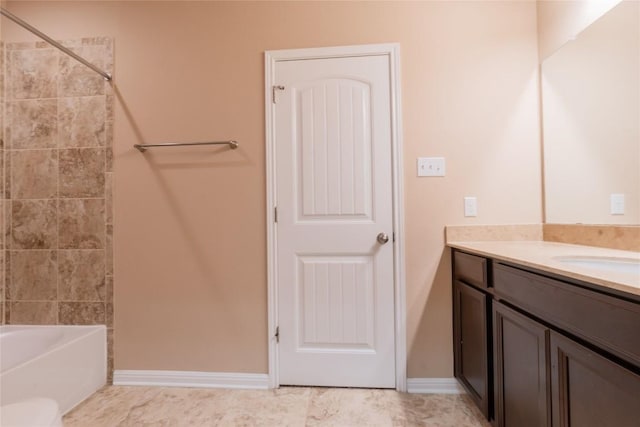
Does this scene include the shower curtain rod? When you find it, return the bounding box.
[0,7,112,81]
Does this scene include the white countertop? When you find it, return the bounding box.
[447,240,640,297]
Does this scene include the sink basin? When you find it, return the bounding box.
[553,256,640,275]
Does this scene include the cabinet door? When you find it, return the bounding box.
[550,331,640,427]
[453,280,490,418]
[493,301,550,427]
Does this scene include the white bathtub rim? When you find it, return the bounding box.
[0,325,107,415]
[0,329,65,372]
[0,325,106,376]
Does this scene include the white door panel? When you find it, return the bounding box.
[297,256,374,350]
[298,78,372,220]
[275,55,395,388]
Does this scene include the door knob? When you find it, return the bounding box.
[377,232,389,244]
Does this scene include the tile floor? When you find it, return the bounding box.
[63,386,491,426]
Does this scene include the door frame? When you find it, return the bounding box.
[264,43,406,391]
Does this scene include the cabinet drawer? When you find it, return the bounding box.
[494,263,640,367]
[454,251,489,289]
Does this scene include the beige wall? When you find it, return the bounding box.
[537,0,622,60]
[3,1,542,378]
[542,1,639,225]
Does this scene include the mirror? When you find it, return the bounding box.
[542,1,639,224]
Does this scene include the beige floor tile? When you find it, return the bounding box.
[305,388,397,426]
[63,386,489,427]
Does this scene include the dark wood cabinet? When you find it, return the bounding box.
[453,280,491,418]
[493,263,640,367]
[493,301,550,427]
[452,248,640,427]
[550,331,640,427]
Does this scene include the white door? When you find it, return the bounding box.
[274,54,396,388]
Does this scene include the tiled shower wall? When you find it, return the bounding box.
[1,38,114,378]
[1,40,5,324]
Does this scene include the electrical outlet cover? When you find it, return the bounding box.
[610,193,625,215]
[464,197,477,217]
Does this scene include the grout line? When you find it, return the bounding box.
[5,299,106,303]
[55,55,60,326]
[1,43,4,323]
[1,45,4,323]
[103,75,108,331]
[7,95,105,103]
[9,247,104,250]
[9,196,105,202]
[7,146,108,152]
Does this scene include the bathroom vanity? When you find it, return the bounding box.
[450,242,640,427]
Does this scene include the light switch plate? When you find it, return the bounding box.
[464,197,477,217]
[417,157,445,177]
[610,193,625,215]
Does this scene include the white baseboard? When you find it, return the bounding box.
[113,370,269,390]
[113,371,460,394]
[406,378,465,394]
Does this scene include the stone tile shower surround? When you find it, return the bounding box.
[1,38,114,380]
[1,40,4,325]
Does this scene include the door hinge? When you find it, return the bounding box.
[274,206,278,223]
[272,85,285,103]
[275,326,280,343]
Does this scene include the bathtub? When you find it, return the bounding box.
[0,325,106,414]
